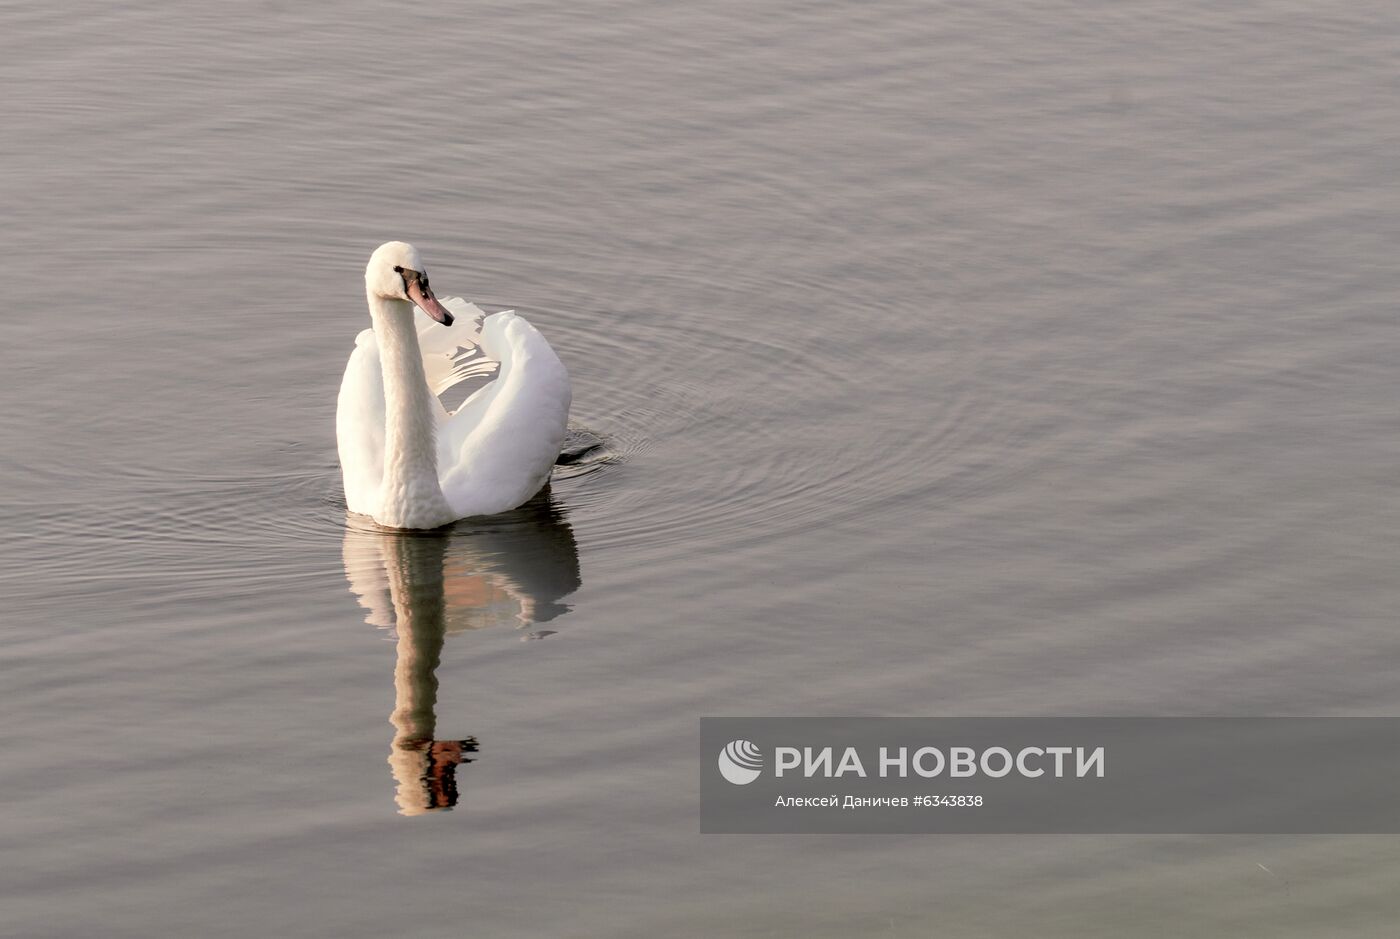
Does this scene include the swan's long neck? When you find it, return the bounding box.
[369,294,453,528]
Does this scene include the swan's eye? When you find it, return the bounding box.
[393,265,404,273]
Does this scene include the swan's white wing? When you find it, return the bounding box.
[414,297,498,398]
[439,312,572,519]
[336,328,386,516]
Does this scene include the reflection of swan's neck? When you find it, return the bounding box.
[369,293,451,529]
[384,534,450,815]
[384,534,448,746]
[389,583,445,747]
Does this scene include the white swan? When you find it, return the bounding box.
[336,242,571,529]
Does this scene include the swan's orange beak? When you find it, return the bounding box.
[408,278,454,326]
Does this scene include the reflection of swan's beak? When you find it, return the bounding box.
[390,736,478,816]
[407,277,454,326]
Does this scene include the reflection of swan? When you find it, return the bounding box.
[337,241,572,529]
[343,499,582,815]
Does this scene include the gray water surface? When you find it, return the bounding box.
[4,2,1400,936]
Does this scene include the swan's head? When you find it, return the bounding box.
[366,241,454,326]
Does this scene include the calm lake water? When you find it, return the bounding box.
[4,1,1400,935]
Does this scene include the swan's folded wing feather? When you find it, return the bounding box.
[415,297,500,399]
[416,296,485,352]
[440,312,572,519]
[336,328,386,516]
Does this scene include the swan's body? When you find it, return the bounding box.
[337,242,571,528]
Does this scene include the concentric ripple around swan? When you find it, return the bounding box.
[514,287,1055,560]
[1,457,348,611]
[1,283,1058,608]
